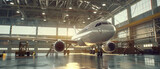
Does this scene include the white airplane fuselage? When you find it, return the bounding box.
[72,20,116,45]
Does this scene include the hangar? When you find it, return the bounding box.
[0,0,160,69]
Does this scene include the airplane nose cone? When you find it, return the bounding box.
[92,24,116,43]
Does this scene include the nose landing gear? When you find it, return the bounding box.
[97,51,103,56]
[97,44,103,57]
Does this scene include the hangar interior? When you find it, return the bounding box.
[0,0,160,69]
[0,0,160,54]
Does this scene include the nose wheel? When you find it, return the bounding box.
[97,51,103,56]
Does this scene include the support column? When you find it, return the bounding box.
[67,26,68,40]
[7,41,12,56]
[36,25,38,38]
[151,0,158,10]
[112,17,114,25]
[9,25,12,37]
[151,0,159,46]
[154,18,160,47]
[56,23,58,39]
[127,4,133,40]
[8,25,12,55]
[35,20,38,55]
[0,0,2,6]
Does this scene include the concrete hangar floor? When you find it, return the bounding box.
[0,53,160,69]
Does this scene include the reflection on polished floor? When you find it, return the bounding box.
[0,53,160,69]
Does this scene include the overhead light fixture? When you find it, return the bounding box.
[80,0,83,3]
[69,7,72,10]
[10,2,14,5]
[93,11,97,14]
[18,38,20,40]
[63,20,66,22]
[88,18,90,20]
[102,4,106,6]
[6,0,10,1]
[83,21,85,23]
[86,1,90,3]
[66,14,69,16]
[42,12,45,15]
[43,19,46,21]
[16,10,20,13]
[21,17,24,20]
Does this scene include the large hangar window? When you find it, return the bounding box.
[157,0,160,6]
[58,28,67,36]
[118,30,128,38]
[38,27,56,35]
[131,0,151,18]
[68,28,82,36]
[0,25,10,34]
[134,21,153,39]
[68,28,75,36]
[107,18,112,23]
[114,9,128,25]
[12,26,36,35]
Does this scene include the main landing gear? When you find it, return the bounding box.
[64,44,71,56]
[90,46,95,54]
[97,51,103,56]
[90,50,95,54]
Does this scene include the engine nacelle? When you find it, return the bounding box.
[102,42,116,52]
[54,40,65,52]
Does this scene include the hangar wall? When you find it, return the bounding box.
[108,0,160,52]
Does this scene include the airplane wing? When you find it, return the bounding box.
[0,36,77,44]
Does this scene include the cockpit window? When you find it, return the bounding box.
[95,22,110,27]
[95,23,102,27]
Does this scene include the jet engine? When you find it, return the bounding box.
[54,40,65,52]
[102,42,116,52]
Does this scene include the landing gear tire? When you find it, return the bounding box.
[90,50,95,54]
[100,52,103,56]
[92,50,95,54]
[97,52,99,56]
[97,52,103,56]
[90,50,92,54]
[97,52,103,57]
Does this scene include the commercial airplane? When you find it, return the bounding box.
[0,20,116,56]
[54,20,116,56]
